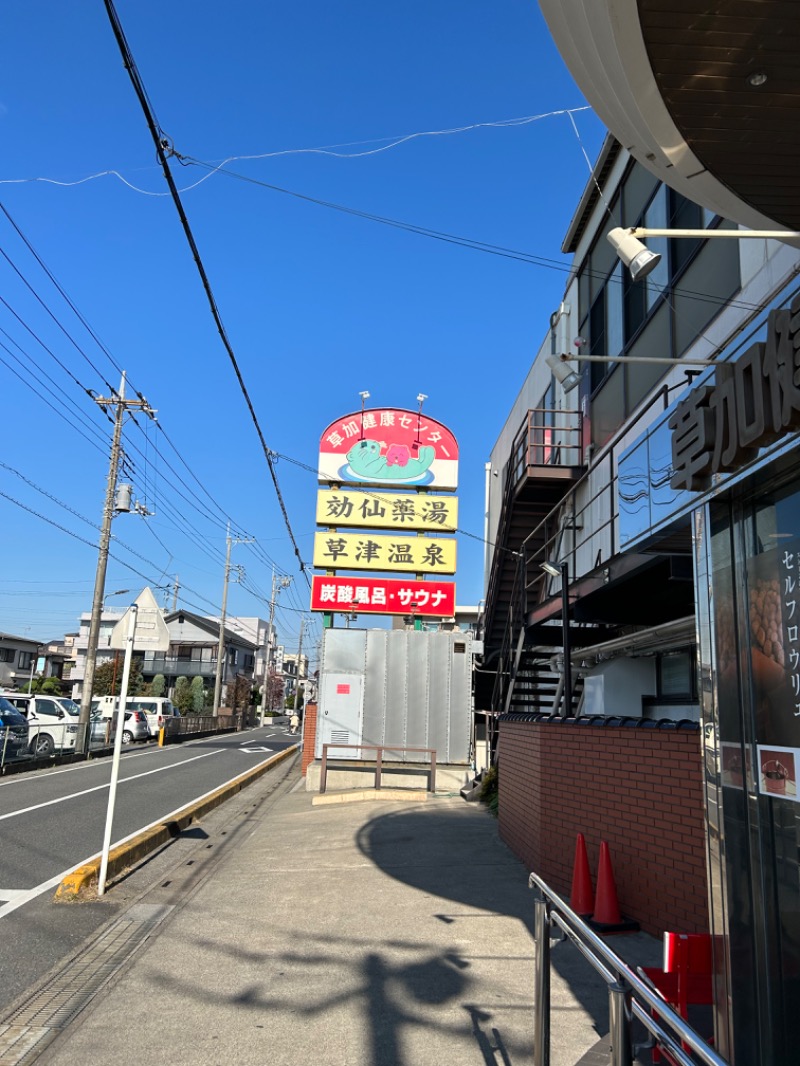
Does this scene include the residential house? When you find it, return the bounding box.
[0,632,42,690]
[141,610,257,705]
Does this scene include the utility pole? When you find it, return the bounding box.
[213,526,253,715]
[78,372,154,748]
[212,525,233,716]
[171,575,179,611]
[259,569,291,726]
[295,617,306,713]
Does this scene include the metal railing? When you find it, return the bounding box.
[530,871,726,1066]
[320,744,437,794]
[0,720,115,771]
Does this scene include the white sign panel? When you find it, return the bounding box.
[109,587,170,652]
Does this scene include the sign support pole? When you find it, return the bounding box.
[98,603,138,897]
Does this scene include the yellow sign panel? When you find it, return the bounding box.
[313,532,456,575]
[316,489,458,533]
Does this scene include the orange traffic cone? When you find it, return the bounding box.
[592,840,622,926]
[569,833,594,917]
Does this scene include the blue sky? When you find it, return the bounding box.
[0,2,604,661]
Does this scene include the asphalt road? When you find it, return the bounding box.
[0,723,297,909]
[0,722,300,1009]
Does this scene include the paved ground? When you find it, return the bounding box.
[23,757,663,1066]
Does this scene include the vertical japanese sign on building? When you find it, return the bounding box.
[749,542,800,801]
[311,406,459,620]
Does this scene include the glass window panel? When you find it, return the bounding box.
[590,365,625,448]
[589,290,605,356]
[625,270,647,342]
[644,188,669,308]
[660,652,692,696]
[589,201,621,297]
[606,263,624,358]
[625,300,671,411]
[622,163,659,227]
[672,238,740,356]
[669,191,703,275]
[578,269,591,324]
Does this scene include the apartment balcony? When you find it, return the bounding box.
[142,657,218,679]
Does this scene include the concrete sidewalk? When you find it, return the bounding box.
[35,760,661,1066]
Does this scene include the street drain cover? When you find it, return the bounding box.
[0,904,173,1065]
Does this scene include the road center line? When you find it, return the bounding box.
[0,748,224,822]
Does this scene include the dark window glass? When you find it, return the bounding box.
[669,191,703,275]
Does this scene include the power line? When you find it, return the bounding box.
[102,0,308,584]
[189,158,765,316]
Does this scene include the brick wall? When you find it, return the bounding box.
[499,718,708,936]
[302,702,317,776]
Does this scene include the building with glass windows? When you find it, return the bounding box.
[481,132,800,1062]
[481,6,800,1061]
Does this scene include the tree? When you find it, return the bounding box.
[92,655,143,696]
[173,676,192,713]
[22,676,63,695]
[190,676,205,713]
[267,669,285,713]
[151,673,166,697]
[230,673,251,714]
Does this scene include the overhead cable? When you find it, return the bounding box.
[102,0,308,584]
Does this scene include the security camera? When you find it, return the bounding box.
[607,227,662,282]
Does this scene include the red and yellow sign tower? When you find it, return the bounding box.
[312,405,459,623]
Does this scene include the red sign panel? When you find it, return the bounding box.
[318,407,459,490]
[336,683,351,695]
[310,575,456,617]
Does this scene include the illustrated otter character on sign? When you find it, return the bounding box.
[346,438,435,482]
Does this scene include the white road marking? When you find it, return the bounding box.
[239,746,273,753]
[0,750,282,919]
[0,745,161,788]
[0,749,224,822]
[0,889,26,902]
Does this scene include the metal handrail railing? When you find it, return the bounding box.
[530,871,726,1066]
[320,743,437,794]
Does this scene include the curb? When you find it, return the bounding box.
[311,788,429,806]
[55,744,299,899]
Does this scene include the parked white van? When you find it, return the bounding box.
[92,696,180,737]
[0,693,80,758]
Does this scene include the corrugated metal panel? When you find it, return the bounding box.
[404,632,429,761]
[428,633,453,762]
[317,627,472,765]
[384,631,408,759]
[363,630,388,747]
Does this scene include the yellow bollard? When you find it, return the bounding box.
[158,726,165,747]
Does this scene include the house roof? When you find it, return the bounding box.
[0,632,41,647]
[164,610,257,650]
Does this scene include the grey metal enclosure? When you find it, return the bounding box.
[315,628,473,764]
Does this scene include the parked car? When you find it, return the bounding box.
[93,695,180,737]
[0,697,30,762]
[91,699,151,744]
[52,697,117,746]
[0,692,80,757]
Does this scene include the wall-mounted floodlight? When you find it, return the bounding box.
[545,354,581,393]
[606,227,662,282]
[540,560,562,578]
[609,225,800,283]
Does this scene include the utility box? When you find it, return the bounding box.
[315,628,473,764]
